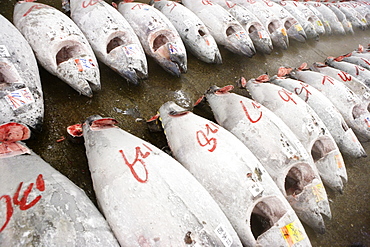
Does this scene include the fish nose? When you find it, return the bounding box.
[120,68,139,86]
[169,52,187,74]
[287,26,307,43]
[213,52,222,64]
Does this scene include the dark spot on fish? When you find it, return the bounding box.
[198,29,205,36]
[184,231,193,244]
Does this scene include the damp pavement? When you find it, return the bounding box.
[1,0,370,246]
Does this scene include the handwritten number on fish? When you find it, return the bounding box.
[196,123,219,152]
[240,100,262,123]
[294,83,312,102]
[23,4,48,17]
[119,144,152,183]
[201,0,214,5]
[82,0,103,8]
[355,65,366,76]
[337,71,352,82]
[278,88,297,104]
[0,174,45,232]
[321,76,335,85]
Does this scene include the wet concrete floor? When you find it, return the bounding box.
[1,0,370,246]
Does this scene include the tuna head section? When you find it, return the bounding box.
[204,86,330,234]
[158,101,311,246]
[117,2,187,77]
[70,0,148,85]
[82,115,243,246]
[13,1,101,97]
[154,0,222,64]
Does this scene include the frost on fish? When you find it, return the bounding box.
[271,74,366,159]
[13,2,100,97]
[0,15,44,132]
[246,78,346,195]
[82,115,242,246]
[205,85,330,234]
[158,101,311,246]
[182,0,256,57]
[154,0,222,64]
[325,3,354,35]
[334,2,368,31]
[292,64,370,144]
[0,122,119,246]
[117,2,187,77]
[70,0,148,85]
[233,0,289,50]
[211,0,273,54]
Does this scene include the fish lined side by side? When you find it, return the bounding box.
[13,1,100,97]
[158,101,312,246]
[0,15,44,132]
[82,115,243,246]
[70,0,148,85]
[153,0,222,64]
[0,122,120,246]
[117,1,187,77]
[325,2,354,34]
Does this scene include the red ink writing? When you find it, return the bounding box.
[294,82,312,102]
[196,123,219,152]
[82,0,103,8]
[355,65,366,75]
[226,1,237,8]
[278,88,297,104]
[321,75,335,85]
[202,0,214,5]
[23,4,47,17]
[166,1,177,12]
[337,71,352,82]
[0,174,45,232]
[240,100,262,123]
[131,3,147,10]
[119,144,152,183]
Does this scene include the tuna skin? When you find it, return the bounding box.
[13,1,101,97]
[158,101,312,246]
[205,86,330,234]
[70,0,148,85]
[154,0,222,64]
[0,123,119,246]
[83,115,243,247]
[0,15,44,132]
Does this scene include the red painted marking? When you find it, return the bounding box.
[0,174,45,232]
[196,123,219,152]
[82,0,103,8]
[119,144,152,183]
[23,4,47,17]
[321,75,335,85]
[0,195,13,232]
[294,82,312,102]
[166,1,177,12]
[361,58,370,66]
[246,0,257,4]
[202,0,213,5]
[355,65,366,76]
[278,88,297,104]
[262,0,274,7]
[240,100,262,123]
[337,71,352,82]
[226,1,237,8]
[131,3,146,10]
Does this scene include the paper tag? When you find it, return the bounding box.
[234,31,247,40]
[249,182,264,197]
[280,221,305,247]
[214,224,233,247]
[258,30,270,39]
[123,44,139,57]
[295,24,303,32]
[74,58,95,72]
[0,45,10,58]
[334,153,343,169]
[281,28,287,36]
[5,87,35,110]
[363,91,370,99]
[168,42,180,54]
[317,20,323,26]
[312,183,325,202]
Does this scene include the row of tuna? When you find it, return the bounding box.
[2,0,370,98]
[2,37,370,246]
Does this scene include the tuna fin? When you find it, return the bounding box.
[255,74,269,83]
[0,123,31,158]
[237,77,248,89]
[297,63,308,71]
[277,67,292,78]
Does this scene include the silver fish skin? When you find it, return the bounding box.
[182,0,256,57]
[117,2,187,76]
[304,2,333,35]
[204,86,330,234]
[254,0,307,42]
[325,2,355,34]
[270,75,365,159]
[158,101,312,245]
[211,0,273,54]
[291,1,326,36]
[347,1,370,24]
[278,1,319,40]
[153,0,222,64]
[234,0,289,50]
[350,45,370,59]
[341,55,370,70]
[0,123,120,246]
[70,0,148,85]
[13,2,100,97]
[0,15,44,131]
[311,62,370,105]
[326,57,370,89]
[82,115,242,247]
[290,68,370,142]
[305,2,346,35]
[246,79,346,194]
[334,2,368,30]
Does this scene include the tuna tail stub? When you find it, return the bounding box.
[0,122,31,158]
